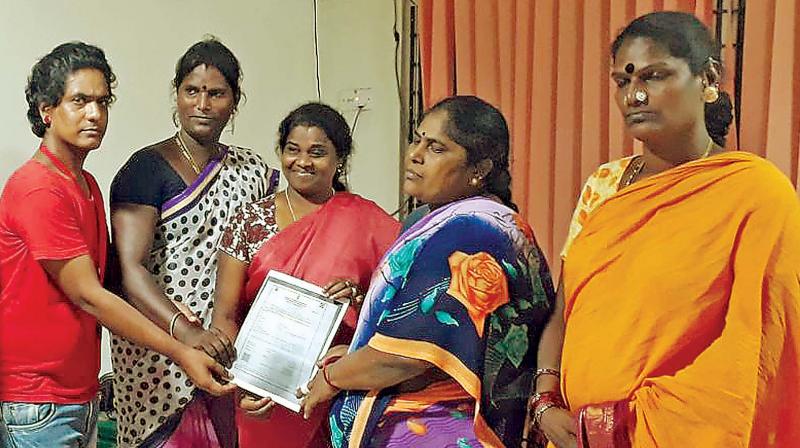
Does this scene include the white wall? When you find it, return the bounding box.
[0,0,401,210]
[0,0,401,373]
[317,0,402,209]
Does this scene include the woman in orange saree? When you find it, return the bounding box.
[531,12,800,447]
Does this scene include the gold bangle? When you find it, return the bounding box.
[168,312,182,338]
[534,402,559,427]
[533,367,560,384]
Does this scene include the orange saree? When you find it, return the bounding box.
[561,152,800,447]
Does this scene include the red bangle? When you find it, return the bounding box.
[322,355,342,368]
[322,363,339,390]
[529,391,566,416]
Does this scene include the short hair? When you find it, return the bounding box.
[25,42,116,138]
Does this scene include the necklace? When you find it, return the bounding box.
[175,132,224,175]
[175,132,201,174]
[284,187,337,223]
[623,138,714,188]
[285,189,298,222]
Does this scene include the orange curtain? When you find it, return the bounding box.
[739,0,800,189]
[419,0,799,268]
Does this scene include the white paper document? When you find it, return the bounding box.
[230,270,349,412]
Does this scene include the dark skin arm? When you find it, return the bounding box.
[210,253,372,418]
[536,277,566,393]
[300,345,431,419]
[526,276,577,448]
[40,255,235,396]
[209,252,248,343]
[210,252,276,417]
[111,203,235,366]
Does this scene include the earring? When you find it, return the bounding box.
[703,84,720,103]
[470,177,479,186]
[43,115,51,127]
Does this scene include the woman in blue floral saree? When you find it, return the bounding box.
[300,96,555,448]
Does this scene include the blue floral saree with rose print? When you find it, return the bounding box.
[329,197,555,448]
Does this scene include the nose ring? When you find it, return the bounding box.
[634,90,648,103]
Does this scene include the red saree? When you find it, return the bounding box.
[238,192,399,448]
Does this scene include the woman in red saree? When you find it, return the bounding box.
[530,12,800,447]
[209,102,399,448]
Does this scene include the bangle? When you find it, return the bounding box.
[528,391,560,407]
[533,367,560,383]
[322,363,340,390]
[528,389,566,428]
[528,391,564,413]
[322,355,342,367]
[534,402,560,427]
[168,312,182,338]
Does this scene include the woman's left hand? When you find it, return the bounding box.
[323,278,365,306]
[297,368,339,420]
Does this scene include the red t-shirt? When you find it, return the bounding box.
[0,159,107,404]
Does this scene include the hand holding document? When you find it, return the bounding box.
[230,270,349,412]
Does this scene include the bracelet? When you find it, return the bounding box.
[528,391,564,415]
[528,391,560,408]
[168,312,183,338]
[533,402,560,427]
[533,367,560,384]
[322,355,342,367]
[322,363,340,390]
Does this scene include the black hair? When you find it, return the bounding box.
[427,95,518,212]
[278,102,353,192]
[173,37,243,109]
[25,42,116,138]
[611,11,733,147]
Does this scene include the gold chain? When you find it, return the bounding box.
[700,137,715,158]
[284,187,337,223]
[175,132,201,174]
[625,138,715,188]
[284,189,298,222]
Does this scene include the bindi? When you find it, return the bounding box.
[625,63,635,74]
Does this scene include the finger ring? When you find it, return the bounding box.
[299,381,311,395]
[350,286,358,297]
[344,280,352,288]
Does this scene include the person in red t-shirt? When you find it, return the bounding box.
[0,42,236,448]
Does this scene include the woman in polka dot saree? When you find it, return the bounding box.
[109,141,278,447]
[106,40,280,448]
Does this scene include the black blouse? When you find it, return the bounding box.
[110,148,188,209]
